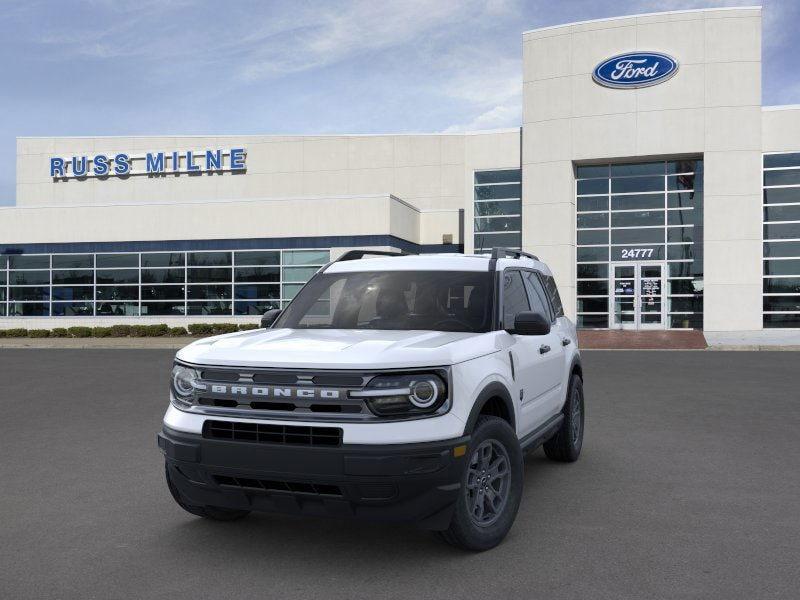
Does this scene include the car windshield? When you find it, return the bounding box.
[274,270,494,332]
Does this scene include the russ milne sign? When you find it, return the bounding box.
[50,148,246,179]
[592,52,678,89]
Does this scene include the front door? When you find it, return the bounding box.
[610,262,666,330]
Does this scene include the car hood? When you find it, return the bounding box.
[176,328,500,369]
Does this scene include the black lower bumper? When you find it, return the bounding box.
[157,425,470,530]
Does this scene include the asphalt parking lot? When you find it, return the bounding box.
[1,350,798,599]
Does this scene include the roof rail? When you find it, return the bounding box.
[335,249,407,262]
[489,248,539,261]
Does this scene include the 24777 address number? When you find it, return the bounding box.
[620,248,655,259]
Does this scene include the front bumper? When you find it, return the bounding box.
[158,425,470,530]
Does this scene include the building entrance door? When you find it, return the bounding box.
[610,262,666,330]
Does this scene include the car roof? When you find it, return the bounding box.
[325,253,553,276]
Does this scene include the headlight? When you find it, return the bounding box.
[351,372,448,417]
[170,364,202,408]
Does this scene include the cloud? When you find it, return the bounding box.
[442,102,521,132]
[235,0,475,81]
[439,59,522,132]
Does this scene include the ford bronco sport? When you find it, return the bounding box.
[158,248,584,550]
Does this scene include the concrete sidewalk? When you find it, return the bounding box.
[705,329,800,350]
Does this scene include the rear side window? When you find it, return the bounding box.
[522,272,551,320]
[542,274,565,318]
[502,271,530,327]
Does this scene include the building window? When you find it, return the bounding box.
[474,169,521,254]
[575,159,704,329]
[763,153,800,328]
[0,248,329,318]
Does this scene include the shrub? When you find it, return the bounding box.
[129,325,149,337]
[109,324,132,337]
[211,323,239,335]
[27,329,51,338]
[4,328,29,338]
[188,323,214,336]
[146,324,169,337]
[0,329,5,338]
[129,324,168,337]
[51,328,69,338]
[68,326,92,338]
[168,326,188,337]
[91,327,113,338]
[238,324,259,331]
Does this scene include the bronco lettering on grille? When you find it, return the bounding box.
[209,385,341,400]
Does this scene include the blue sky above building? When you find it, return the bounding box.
[1,0,798,206]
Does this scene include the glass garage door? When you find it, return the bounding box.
[576,159,704,329]
[763,152,800,328]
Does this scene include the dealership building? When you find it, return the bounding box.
[2,6,799,334]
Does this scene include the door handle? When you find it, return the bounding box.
[539,344,551,354]
[561,338,571,346]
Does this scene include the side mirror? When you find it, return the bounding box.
[508,311,551,336]
[260,308,282,329]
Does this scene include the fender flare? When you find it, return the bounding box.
[570,353,583,381]
[463,381,516,435]
[558,353,584,412]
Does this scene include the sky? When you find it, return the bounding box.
[1,0,799,206]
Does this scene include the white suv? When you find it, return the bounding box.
[158,249,584,550]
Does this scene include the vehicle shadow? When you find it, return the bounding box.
[153,449,559,564]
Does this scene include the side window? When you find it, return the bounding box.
[522,271,551,320]
[502,270,530,327]
[542,274,565,318]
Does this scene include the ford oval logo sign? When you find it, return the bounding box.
[592,52,679,89]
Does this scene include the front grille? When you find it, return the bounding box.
[213,475,343,497]
[189,367,373,421]
[203,420,342,447]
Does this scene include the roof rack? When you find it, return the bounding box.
[335,249,407,262]
[489,248,539,261]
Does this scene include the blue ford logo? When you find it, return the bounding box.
[592,52,678,89]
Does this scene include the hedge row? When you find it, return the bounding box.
[0,323,261,338]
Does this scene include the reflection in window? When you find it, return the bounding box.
[0,249,330,318]
[141,253,185,268]
[474,169,521,254]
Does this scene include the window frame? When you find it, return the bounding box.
[497,267,557,330]
[763,151,800,328]
[0,248,329,318]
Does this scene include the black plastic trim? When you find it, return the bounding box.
[463,381,516,434]
[335,249,407,262]
[490,247,540,261]
[565,354,584,411]
[519,414,563,452]
[158,425,471,529]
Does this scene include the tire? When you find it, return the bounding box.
[439,416,523,551]
[543,374,584,463]
[164,463,250,521]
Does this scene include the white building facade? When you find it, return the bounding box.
[2,6,799,332]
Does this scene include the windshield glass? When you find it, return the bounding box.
[274,270,493,332]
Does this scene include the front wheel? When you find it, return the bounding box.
[439,416,523,551]
[543,374,584,462]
